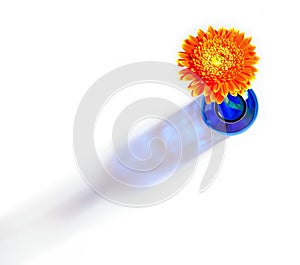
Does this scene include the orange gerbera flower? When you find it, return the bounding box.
[178,26,259,104]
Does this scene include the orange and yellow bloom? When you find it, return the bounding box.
[178,26,259,104]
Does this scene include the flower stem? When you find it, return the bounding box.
[223,96,243,110]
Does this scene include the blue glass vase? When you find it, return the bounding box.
[201,89,258,135]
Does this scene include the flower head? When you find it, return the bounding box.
[178,26,259,104]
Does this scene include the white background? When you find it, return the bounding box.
[0,0,300,264]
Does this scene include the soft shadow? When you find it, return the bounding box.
[0,100,225,265]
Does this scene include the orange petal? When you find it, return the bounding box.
[245,45,256,52]
[188,35,199,45]
[231,80,245,92]
[210,92,216,102]
[208,26,217,37]
[234,33,245,45]
[177,59,189,67]
[244,51,256,57]
[207,31,213,40]
[235,79,248,89]
[191,89,198,97]
[246,55,260,61]
[204,85,212,96]
[205,95,211,104]
[227,28,237,39]
[228,80,239,93]
[187,80,202,90]
[239,37,252,48]
[239,71,252,79]
[214,91,224,104]
[223,82,230,95]
[179,68,192,75]
[244,65,258,72]
[191,84,205,96]
[217,27,227,37]
[210,83,217,93]
[182,43,194,53]
[235,74,246,82]
[244,60,259,66]
[178,52,190,59]
[197,29,206,39]
[181,73,196,81]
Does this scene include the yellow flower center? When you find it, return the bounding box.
[192,38,245,83]
[211,55,224,67]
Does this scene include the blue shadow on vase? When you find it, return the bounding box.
[201,89,258,135]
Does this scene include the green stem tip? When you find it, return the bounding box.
[223,96,243,110]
